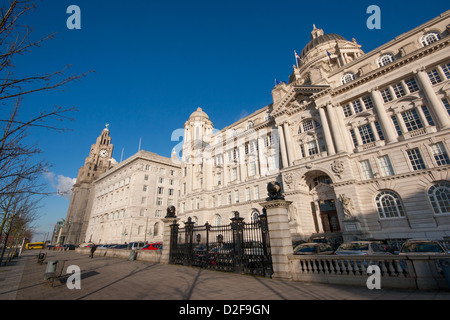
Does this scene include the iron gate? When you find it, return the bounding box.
[169,211,273,277]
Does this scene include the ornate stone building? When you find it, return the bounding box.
[177,11,450,243]
[60,126,115,244]
[84,150,181,244]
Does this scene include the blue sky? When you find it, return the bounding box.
[12,0,449,241]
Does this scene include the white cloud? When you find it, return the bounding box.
[44,171,76,200]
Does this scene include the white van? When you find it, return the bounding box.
[129,242,145,250]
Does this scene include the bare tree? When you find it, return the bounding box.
[0,0,93,259]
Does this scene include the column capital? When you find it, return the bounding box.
[259,200,293,210]
[413,66,426,74]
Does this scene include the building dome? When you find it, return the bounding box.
[188,107,210,120]
[300,33,347,59]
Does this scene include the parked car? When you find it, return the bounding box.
[142,243,163,250]
[334,241,392,256]
[294,243,334,255]
[63,244,76,250]
[399,240,449,255]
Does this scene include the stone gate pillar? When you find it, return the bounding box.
[260,182,293,280]
[161,206,179,264]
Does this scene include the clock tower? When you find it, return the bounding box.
[59,125,115,245]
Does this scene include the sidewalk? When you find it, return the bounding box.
[2,250,450,301]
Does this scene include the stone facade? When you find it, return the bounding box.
[177,11,450,243]
[84,150,181,244]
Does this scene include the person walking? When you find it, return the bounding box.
[89,243,97,258]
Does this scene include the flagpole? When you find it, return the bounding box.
[294,51,298,68]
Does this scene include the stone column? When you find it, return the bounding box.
[318,106,336,155]
[415,69,450,129]
[161,207,179,264]
[277,124,289,168]
[283,122,296,166]
[370,89,398,144]
[326,103,346,153]
[260,199,293,281]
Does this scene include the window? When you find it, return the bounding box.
[378,155,394,177]
[227,192,232,205]
[214,214,222,226]
[249,162,256,176]
[359,124,376,145]
[246,188,251,201]
[392,83,406,98]
[254,185,260,199]
[169,188,174,196]
[232,167,238,181]
[144,175,149,181]
[360,160,374,180]
[307,141,319,155]
[235,190,239,203]
[158,177,164,183]
[141,197,146,204]
[407,148,426,171]
[157,187,164,195]
[362,96,374,110]
[421,32,440,46]
[421,106,435,126]
[352,100,363,114]
[441,63,450,79]
[155,210,162,217]
[145,165,150,171]
[343,104,353,117]
[391,115,402,136]
[217,173,222,185]
[442,99,450,116]
[380,88,393,103]
[350,129,358,148]
[402,109,423,132]
[156,197,163,206]
[301,119,320,133]
[342,73,355,84]
[375,191,405,219]
[143,185,148,192]
[427,69,442,85]
[428,182,450,215]
[217,194,222,206]
[405,78,419,93]
[378,54,394,67]
[430,142,450,166]
[374,121,384,140]
[247,121,254,129]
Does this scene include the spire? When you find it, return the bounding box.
[310,24,324,40]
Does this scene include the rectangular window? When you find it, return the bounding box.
[227,192,232,205]
[380,88,393,103]
[427,69,442,85]
[405,78,419,93]
[254,185,260,200]
[392,83,406,98]
[362,96,374,110]
[391,115,403,136]
[145,165,150,171]
[169,188,174,196]
[217,173,222,185]
[442,98,450,116]
[374,121,384,140]
[378,155,395,177]
[249,162,256,176]
[234,190,239,203]
[430,142,450,166]
[349,129,358,148]
[343,104,352,117]
[217,194,222,206]
[407,148,426,171]
[246,187,251,201]
[155,210,162,217]
[156,197,163,206]
[307,141,319,155]
[144,175,149,181]
[232,167,238,180]
[143,185,148,192]
[358,124,375,144]
[359,160,374,180]
[402,109,423,131]
[421,106,435,126]
[352,100,363,114]
[157,187,164,195]
[441,63,450,79]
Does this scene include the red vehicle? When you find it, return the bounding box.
[141,243,163,250]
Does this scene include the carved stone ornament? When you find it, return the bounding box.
[331,160,345,178]
[284,173,294,189]
[339,194,354,219]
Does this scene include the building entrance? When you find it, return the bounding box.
[319,200,340,232]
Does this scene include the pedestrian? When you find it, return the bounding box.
[89,243,97,258]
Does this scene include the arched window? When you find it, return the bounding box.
[247,121,254,130]
[378,54,395,67]
[214,214,222,226]
[251,209,260,222]
[342,73,355,85]
[421,32,441,46]
[153,222,159,236]
[428,182,450,215]
[375,191,405,219]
